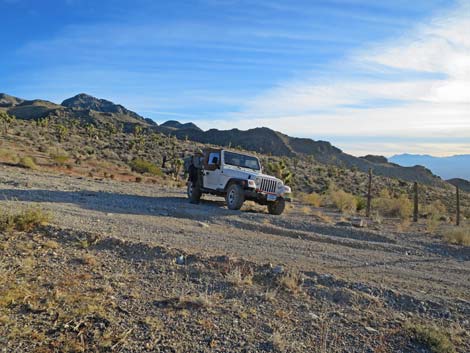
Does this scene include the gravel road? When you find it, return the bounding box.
[1,165,469,322]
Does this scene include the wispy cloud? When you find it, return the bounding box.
[4,0,467,156]
[200,0,470,156]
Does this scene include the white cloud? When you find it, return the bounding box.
[201,1,470,156]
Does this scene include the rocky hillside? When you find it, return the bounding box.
[447,178,470,193]
[156,120,445,188]
[0,92,446,187]
[0,93,154,133]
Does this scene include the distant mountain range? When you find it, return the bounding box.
[389,154,470,181]
[0,92,449,187]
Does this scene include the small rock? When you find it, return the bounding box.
[198,221,209,228]
[175,255,185,265]
[351,217,366,228]
[308,313,319,320]
[272,265,284,274]
[364,326,378,333]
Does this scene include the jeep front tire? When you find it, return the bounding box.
[225,183,245,210]
[187,181,201,204]
[267,197,285,215]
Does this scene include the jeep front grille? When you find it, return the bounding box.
[259,178,277,193]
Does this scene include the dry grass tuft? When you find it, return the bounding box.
[372,190,412,220]
[442,227,470,246]
[177,293,214,309]
[262,288,277,303]
[327,186,357,214]
[312,210,333,223]
[298,192,322,207]
[278,271,302,294]
[225,266,253,286]
[271,331,286,352]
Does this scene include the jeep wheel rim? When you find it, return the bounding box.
[228,190,236,205]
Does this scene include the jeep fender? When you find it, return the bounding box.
[224,178,248,191]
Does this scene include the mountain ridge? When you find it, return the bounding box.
[390,154,470,180]
[0,92,448,187]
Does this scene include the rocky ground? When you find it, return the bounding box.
[1,165,469,352]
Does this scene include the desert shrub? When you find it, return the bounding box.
[278,271,302,294]
[328,187,357,214]
[225,267,253,286]
[18,156,37,169]
[0,148,18,163]
[298,192,322,207]
[355,196,367,212]
[50,152,69,166]
[425,200,447,219]
[463,207,470,219]
[406,323,455,353]
[372,190,412,220]
[424,200,447,233]
[129,158,162,176]
[0,206,51,233]
[442,227,470,246]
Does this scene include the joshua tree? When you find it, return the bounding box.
[56,124,68,142]
[268,160,293,185]
[0,111,15,135]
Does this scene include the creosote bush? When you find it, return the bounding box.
[129,158,163,176]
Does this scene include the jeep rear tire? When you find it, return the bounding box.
[226,183,245,210]
[187,181,201,204]
[267,197,285,215]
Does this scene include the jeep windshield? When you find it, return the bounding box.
[223,151,260,171]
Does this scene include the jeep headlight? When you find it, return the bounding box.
[255,177,261,186]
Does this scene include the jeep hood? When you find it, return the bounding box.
[223,165,281,183]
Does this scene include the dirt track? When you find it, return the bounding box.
[1,165,469,323]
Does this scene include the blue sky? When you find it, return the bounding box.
[1,0,469,156]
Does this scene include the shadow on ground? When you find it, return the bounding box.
[0,188,235,220]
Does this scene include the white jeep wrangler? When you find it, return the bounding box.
[185,149,292,215]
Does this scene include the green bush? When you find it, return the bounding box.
[0,206,51,233]
[406,323,455,353]
[50,153,69,166]
[129,159,162,176]
[355,196,367,212]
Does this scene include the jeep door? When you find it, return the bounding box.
[203,150,223,190]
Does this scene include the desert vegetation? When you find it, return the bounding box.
[2,216,467,352]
